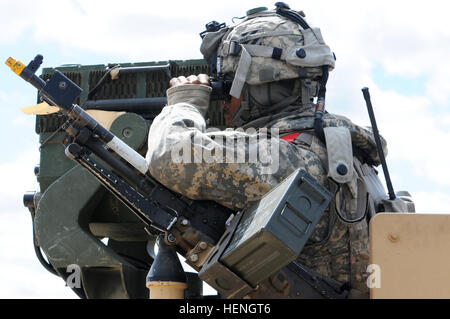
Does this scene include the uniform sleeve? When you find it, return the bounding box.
[145,85,328,210]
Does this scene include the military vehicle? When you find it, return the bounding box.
[6,53,338,299]
[5,25,448,299]
[17,56,230,299]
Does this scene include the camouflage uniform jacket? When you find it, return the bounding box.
[146,84,385,297]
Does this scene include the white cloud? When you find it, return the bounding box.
[0,212,76,298]
[355,87,450,189]
[1,0,268,61]
[0,148,72,298]
[3,0,450,101]
[12,115,34,128]
[0,148,40,210]
[412,191,450,214]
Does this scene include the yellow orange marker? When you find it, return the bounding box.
[5,57,26,76]
[20,102,59,115]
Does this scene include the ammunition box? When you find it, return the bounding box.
[199,168,333,298]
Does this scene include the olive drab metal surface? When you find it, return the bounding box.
[26,59,220,299]
[35,60,223,134]
[199,169,333,298]
[35,60,224,194]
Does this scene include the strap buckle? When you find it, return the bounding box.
[229,40,242,56]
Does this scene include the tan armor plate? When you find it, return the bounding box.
[370,213,450,298]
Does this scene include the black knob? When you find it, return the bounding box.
[275,2,290,10]
[337,164,348,176]
[28,55,43,74]
[23,192,36,209]
[296,48,306,58]
[206,21,220,32]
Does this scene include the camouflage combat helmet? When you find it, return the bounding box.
[200,3,336,126]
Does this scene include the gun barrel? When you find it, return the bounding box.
[118,64,170,77]
[6,57,46,90]
[362,87,396,200]
[6,55,149,175]
[85,97,167,113]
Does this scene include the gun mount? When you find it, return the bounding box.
[10,55,230,298]
[6,55,335,299]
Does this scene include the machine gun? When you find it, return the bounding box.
[6,55,339,299]
[6,54,232,265]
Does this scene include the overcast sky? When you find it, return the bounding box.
[1,0,450,298]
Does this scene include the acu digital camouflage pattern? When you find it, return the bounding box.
[146,6,376,298]
[146,85,380,298]
[216,11,336,86]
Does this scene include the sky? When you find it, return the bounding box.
[1,0,450,298]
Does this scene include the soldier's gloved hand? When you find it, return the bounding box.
[166,74,212,117]
[169,74,210,87]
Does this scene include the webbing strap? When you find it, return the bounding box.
[244,44,280,58]
[229,43,284,98]
[228,42,283,59]
[229,45,252,98]
[238,30,301,44]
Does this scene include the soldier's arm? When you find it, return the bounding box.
[145,77,326,210]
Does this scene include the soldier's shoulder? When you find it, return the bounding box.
[324,112,384,166]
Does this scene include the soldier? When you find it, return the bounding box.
[146,4,408,298]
